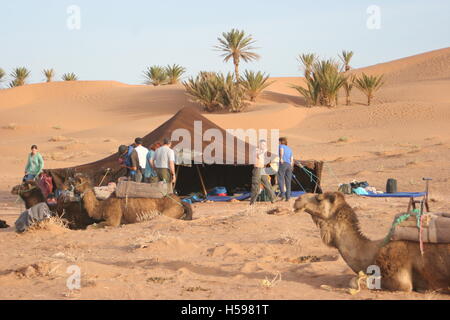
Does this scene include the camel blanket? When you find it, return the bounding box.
[15,202,52,233]
[93,182,116,200]
[391,212,450,243]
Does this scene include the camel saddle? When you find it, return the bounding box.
[391,212,450,244]
[115,178,169,199]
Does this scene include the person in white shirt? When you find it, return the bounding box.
[133,137,149,183]
[150,137,176,193]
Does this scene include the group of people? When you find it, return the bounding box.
[250,137,294,205]
[117,137,176,192]
[22,136,295,204]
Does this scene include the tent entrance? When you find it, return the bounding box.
[174,163,322,197]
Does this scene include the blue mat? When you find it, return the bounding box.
[361,192,426,198]
[206,192,252,202]
[206,191,306,202]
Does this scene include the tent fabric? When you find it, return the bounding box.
[361,192,426,198]
[44,107,323,196]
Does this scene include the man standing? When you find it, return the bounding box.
[151,138,176,193]
[133,137,149,183]
[118,144,139,181]
[24,145,44,181]
[278,137,294,201]
[250,140,276,205]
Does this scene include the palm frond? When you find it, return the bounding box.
[241,70,274,101]
[143,66,168,86]
[165,64,186,85]
[354,73,384,106]
[43,69,55,82]
[339,50,354,72]
[298,53,317,79]
[62,72,78,81]
[9,67,31,86]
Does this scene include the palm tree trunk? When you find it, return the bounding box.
[234,63,239,81]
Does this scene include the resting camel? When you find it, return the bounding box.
[11,180,95,229]
[294,192,450,292]
[73,175,193,227]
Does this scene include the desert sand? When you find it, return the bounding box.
[0,47,449,300]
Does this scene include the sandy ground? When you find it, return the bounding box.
[0,47,449,300]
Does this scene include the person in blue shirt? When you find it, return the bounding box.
[278,137,294,201]
[144,142,160,183]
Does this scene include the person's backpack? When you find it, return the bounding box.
[338,184,352,195]
[386,179,398,193]
[125,145,134,167]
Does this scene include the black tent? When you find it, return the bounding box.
[45,107,323,196]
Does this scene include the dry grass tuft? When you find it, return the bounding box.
[27,216,69,233]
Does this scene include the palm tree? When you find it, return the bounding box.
[62,73,78,81]
[183,72,223,112]
[9,67,31,87]
[183,72,248,113]
[143,66,168,86]
[215,29,260,80]
[291,78,320,107]
[0,68,5,86]
[241,70,274,102]
[339,50,354,72]
[220,73,248,112]
[313,59,346,107]
[354,73,384,106]
[43,69,55,82]
[165,64,186,85]
[298,53,316,79]
[342,74,356,106]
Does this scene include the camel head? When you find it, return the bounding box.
[11,181,39,197]
[294,192,359,248]
[73,174,92,193]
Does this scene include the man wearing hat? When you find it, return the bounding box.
[118,144,139,181]
[150,137,176,193]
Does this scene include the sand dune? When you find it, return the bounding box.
[0,48,449,300]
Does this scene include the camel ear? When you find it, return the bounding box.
[316,194,325,201]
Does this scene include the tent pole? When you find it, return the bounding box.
[196,165,208,198]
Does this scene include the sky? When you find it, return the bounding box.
[1,0,449,85]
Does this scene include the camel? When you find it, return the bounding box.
[11,180,95,230]
[73,175,193,227]
[11,181,46,209]
[294,192,450,292]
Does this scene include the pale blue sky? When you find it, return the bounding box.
[1,0,449,84]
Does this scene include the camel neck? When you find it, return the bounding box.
[334,222,382,274]
[82,189,99,217]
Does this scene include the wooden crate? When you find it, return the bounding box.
[115,178,169,198]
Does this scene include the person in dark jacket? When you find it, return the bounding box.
[118,144,139,181]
